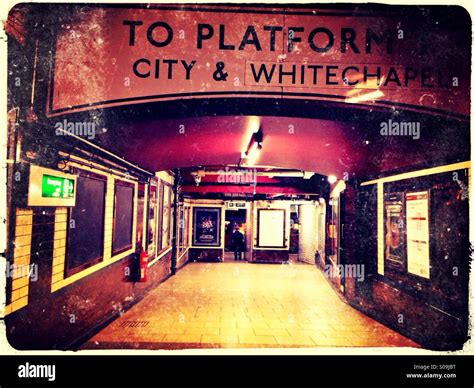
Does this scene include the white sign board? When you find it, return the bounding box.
[257,209,285,248]
[406,191,430,279]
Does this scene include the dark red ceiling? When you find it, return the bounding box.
[103,111,468,180]
[109,115,370,178]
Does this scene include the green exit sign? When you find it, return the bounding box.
[28,165,76,206]
[41,174,75,198]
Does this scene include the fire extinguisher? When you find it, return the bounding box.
[138,249,148,282]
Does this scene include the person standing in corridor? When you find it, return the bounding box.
[231,226,245,261]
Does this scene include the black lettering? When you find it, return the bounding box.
[307,65,323,84]
[181,60,196,80]
[404,67,418,87]
[384,67,402,87]
[341,28,360,53]
[123,20,143,46]
[133,58,150,78]
[147,21,173,48]
[341,66,360,85]
[163,59,178,79]
[239,26,262,51]
[279,64,296,84]
[264,26,283,52]
[363,66,382,85]
[366,28,392,54]
[288,27,304,52]
[308,27,334,53]
[154,59,159,79]
[197,24,214,49]
[250,63,276,83]
[326,65,339,85]
[421,68,434,87]
[219,25,235,50]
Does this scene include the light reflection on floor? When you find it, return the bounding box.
[83,261,419,349]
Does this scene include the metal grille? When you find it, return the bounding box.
[298,203,325,264]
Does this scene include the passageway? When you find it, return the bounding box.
[83,262,418,349]
[3,3,470,352]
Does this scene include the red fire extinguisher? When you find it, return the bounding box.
[138,249,148,282]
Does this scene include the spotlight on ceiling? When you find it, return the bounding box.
[252,127,264,149]
[241,127,264,166]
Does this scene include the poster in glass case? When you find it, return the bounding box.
[257,209,286,248]
[384,193,405,271]
[193,207,221,247]
[406,191,430,279]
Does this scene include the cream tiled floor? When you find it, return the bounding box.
[83,262,419,349]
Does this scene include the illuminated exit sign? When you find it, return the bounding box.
[28,165,77,206]
[41,175,75,198]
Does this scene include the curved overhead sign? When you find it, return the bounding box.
[47,4,470,118]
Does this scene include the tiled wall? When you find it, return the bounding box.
[49,166,139,292]
[4,163,185,348]
[3,209,33,315]
[51,208,67,288]
[103,177,115,261]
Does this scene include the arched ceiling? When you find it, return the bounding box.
[95,106,468,180]
[108,115,369,178]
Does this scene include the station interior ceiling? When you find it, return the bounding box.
[90,110,468,180]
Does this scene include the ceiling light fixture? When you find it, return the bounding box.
[191,169,205,186]
[241,127,264,166]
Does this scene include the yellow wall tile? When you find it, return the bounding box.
[19,286,28,298]
[52,264,64,276]
[11,296,28,311]
[53,246,66,258]
[11,289,21,301]
[50,207,67,291]
[15,225,31,236]
[54,223,67,232]
[17,209,32,216]
[14,235,31,247]
[14,246,30,258]
[51,272,63,284]
[55,230,66,239]
[11,276,29,290]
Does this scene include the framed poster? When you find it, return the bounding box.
[136,183,146,248]
[147,180,157,256]
[406,191,430,279]
[193,207,221,247]
[160,183,172,251]
[384,193,405,271]
[257,209,286,248]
